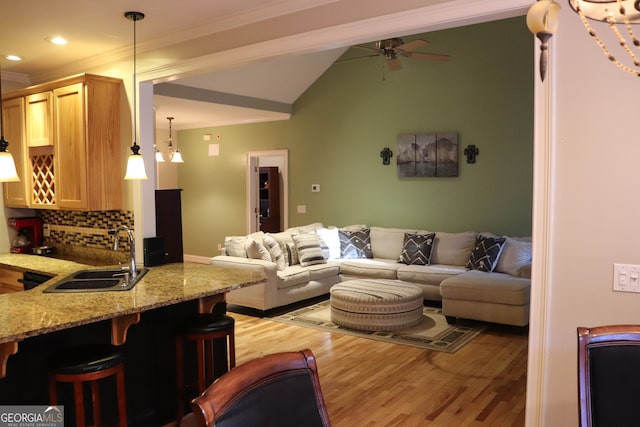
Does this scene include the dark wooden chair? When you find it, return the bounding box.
[190,348,331,427]
[578,325,640,427]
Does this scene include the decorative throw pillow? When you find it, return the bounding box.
[263,234,286,270]
[292,233,326,266]
[398,232,436,265]
[246,238,271,262]
[224,236,248,258]
[338,228,373,259]
[284,242,300,266]
[496,237,532,276]
[466,235,506,272]
[316,227,340,259]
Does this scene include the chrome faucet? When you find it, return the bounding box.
[112,225,137,283]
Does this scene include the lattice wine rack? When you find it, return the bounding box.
[31,154,56,206]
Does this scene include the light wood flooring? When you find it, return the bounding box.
[179,309,528,427]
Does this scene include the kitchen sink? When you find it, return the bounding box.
[44,268,148,293]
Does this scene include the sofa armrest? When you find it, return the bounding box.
[210,255,279,282]
[519,263,532,279]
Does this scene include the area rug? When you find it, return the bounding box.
[268,299,486,353]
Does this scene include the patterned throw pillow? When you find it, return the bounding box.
[466,235,506,272]
[398,232,436,265]
[292,234,326,266]
[263,234,286,270]
[338,228,373,259]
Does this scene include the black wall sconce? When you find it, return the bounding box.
[464,144,479,164]
[380,147,393,165]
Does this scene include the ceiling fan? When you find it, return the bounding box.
[339,37,451,71]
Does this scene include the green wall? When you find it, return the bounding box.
[178,17,533,257]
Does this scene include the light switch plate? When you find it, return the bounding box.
[613,263,640,293]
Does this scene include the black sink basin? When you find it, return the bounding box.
[71,269,129,280]
[44,268,148,293]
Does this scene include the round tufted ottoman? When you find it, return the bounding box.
[330,280,424,332]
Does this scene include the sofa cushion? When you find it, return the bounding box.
[496,237,532,277]
[397,264,467,285]
[224,236,249,258]
[295,222,324,233]
[337,258,400,279]
[292,233,326,267]
[369,227,417,259]
[316,227,340,259]
[262,234,285,270]
[466,235,506,272]
[339,228,373,259]
[440,270,530,306]
[246,238,271,262]
[430,231,477,266]
[306,262,340,281]
[398,232,436,265]
[276,266,311,290]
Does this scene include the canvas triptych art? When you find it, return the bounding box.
[396,132,459,177]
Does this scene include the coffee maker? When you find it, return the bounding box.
[8,217,43,254]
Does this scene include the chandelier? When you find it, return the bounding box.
[569,0,640,77]
[155,116,183,163]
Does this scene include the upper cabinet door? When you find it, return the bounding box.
[25,91,53,147]
[53,83,86,210]
[2,97,29,207]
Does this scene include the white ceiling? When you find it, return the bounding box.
[1,0,530,130]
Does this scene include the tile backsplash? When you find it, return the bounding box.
[37,210,135,264]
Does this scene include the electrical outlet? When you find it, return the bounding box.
[297,205,306,214]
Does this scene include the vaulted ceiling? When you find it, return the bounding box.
[1,0,530,130]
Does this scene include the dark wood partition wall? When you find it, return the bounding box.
[155,189,184,263]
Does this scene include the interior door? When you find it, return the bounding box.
[247,156,260,233]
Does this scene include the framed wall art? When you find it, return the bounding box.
[396,132,459,177]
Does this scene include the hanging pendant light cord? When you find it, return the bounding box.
[125,11,144,155]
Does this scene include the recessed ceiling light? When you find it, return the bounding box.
[47,37,68,45]
[5,55,22,61]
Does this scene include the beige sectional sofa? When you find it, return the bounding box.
[210,223,532,327]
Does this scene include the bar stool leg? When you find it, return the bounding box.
[91,380,101,426]
[73,381,86,427]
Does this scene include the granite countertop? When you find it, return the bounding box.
[0,253,265,344]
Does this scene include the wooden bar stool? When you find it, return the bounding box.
[175,313,235,426]
[48,345,127,427]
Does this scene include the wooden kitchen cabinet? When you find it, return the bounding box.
[25,91,53,147]
[0,268,23,294]
[2,97,29,208]
[4,74,123,211]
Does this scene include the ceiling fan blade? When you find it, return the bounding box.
[386,58,402,71]
[335,54,380,65]
[396,39,429,52]
[351,44,382,54]
[406,51,452,62]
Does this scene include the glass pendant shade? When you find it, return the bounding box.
[170,150,184,163]
[155,150,165,162]
[124,153,148,180]
[0,150,19,182]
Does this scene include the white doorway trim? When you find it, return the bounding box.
[246,150,289,234]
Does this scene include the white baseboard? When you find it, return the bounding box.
[183,254,211,264]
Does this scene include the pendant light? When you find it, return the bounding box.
[123,11,148,180]
[155,116,184,163]
[167,116,183,163]
[0,61,20,182]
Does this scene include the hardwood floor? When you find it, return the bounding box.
[208,310,528,427]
